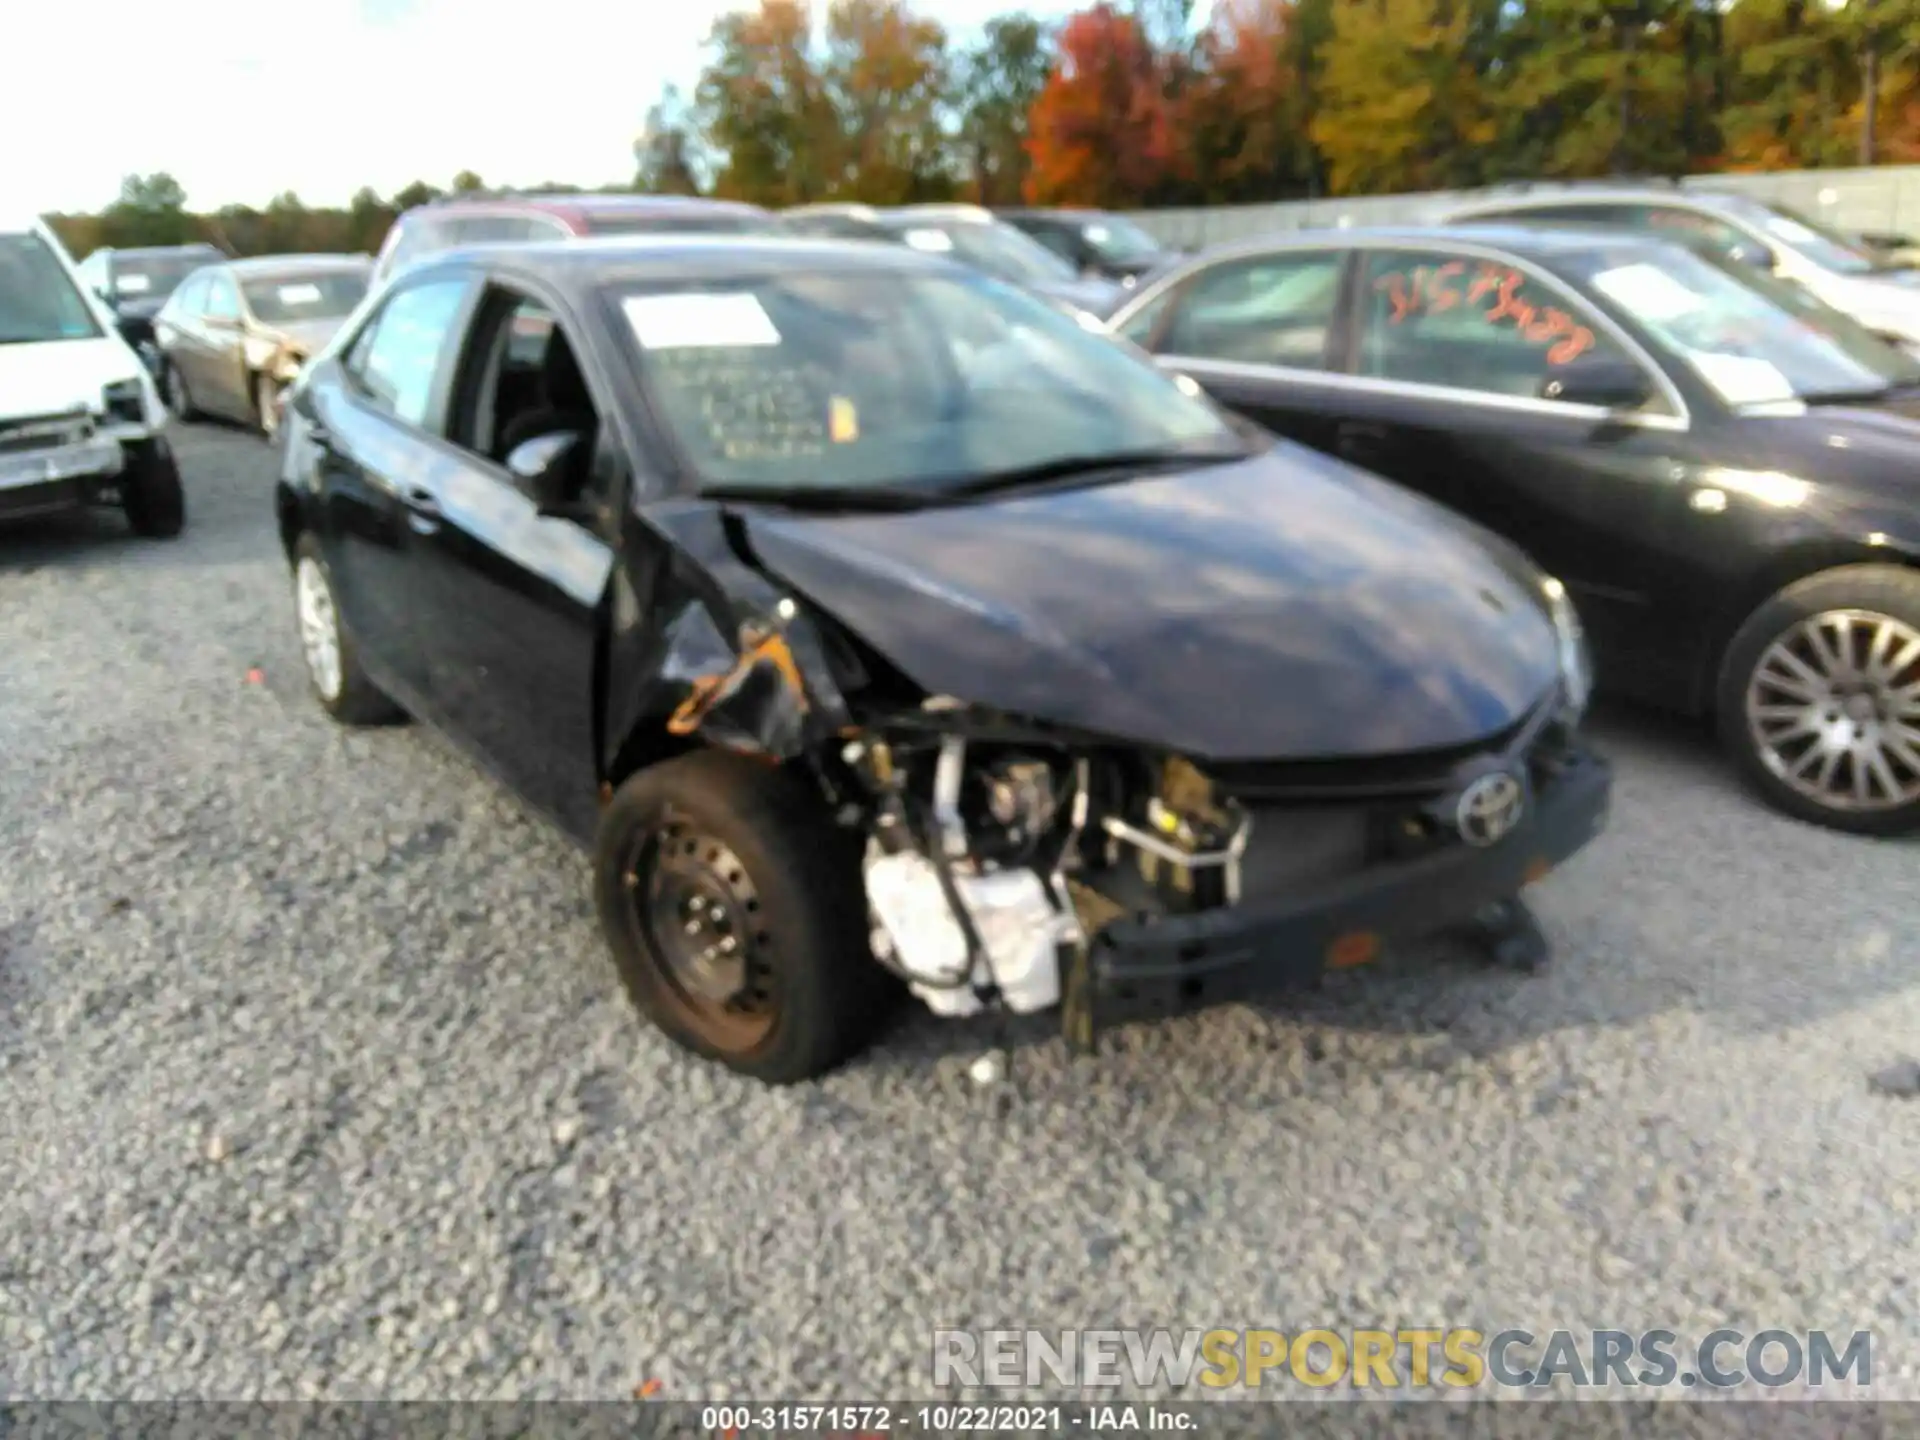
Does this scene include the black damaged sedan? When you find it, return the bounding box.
[274,235,1611,1082]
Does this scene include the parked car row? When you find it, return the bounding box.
[14,182,1916,1088]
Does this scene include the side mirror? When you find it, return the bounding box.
[1539,354,1652,411]
[506,430,585,514]
[1726,241,1777,271]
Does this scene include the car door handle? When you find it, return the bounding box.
[401,484,442,534]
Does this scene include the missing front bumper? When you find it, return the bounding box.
[1060,745,1612,1051]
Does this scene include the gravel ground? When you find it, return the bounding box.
[1,424,1916,1406]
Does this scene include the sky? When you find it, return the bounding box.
[5,0,1079,218]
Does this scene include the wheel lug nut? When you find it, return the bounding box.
[720,936,737,953]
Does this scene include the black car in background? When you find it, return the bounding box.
[998,207,1180,288]
[273,234,1608,1081]
[775,203,1126,317]
[1107,223,1920,835]
[72,243,225,370]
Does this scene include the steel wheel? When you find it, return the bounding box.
[295,555,344,703]
[622,812,778,1052]
[164,363,193,419]
[1745,607,1920,814]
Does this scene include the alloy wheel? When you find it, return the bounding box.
[294,556,344,702]
[164,365,188,415]
[625,814,777,1052]
[1745,607,1920,813]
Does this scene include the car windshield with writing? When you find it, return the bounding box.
[907,222,1080,287]
[243,271,370,325]
[0,232,102,345]
[617,269,1244,502]
[1574,245,1920,406]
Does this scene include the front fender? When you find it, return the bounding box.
[599,498,856,783]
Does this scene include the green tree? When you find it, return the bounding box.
[101,171,195,246]
[1311,0,1498,194]
[636,85,706,194]
[696,0,840,204]
[1492,0,1695,178]
[1719,0,1859,168]
[955,15,1053,204]
[451,169,487,193]
[822,0,956,201]
[391,180,444,212]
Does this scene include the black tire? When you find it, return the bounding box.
[1716,563,1920,836]
[290,532,402,725]
[594,749,898,1083]
[121,437,186,539]
[161,361,199,422]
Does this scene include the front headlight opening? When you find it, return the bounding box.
[103,379,145,424]
[1543,577,1593,716]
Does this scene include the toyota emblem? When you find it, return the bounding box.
[1455,770,1525,848]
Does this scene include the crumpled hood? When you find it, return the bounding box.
[738,444,1562,762]
[267,317,349,355]
[0,336,146,422]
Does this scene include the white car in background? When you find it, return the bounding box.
[0,216,184,536]
[1447,186,1920,354]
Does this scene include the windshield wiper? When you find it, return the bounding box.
[937,445,1246,500]
[1797,384,1898,404]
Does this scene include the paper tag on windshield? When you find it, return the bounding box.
[278,283,323,306]
[1687,351,1797,404]
[115,275,151,294]
[828,397,859,443]
[623,292,780,350]
[903,228,954,253]
[1591,263,1703,322]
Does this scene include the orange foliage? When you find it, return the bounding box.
[1023,5,1177,207]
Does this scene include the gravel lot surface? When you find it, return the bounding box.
[2,424,1917,1406]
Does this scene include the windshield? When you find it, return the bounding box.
[899,220,1079,286]
[242,270,370,324]
[584,212,767,237]
[0,232,102,344]
[616,270,1243,497]
[112,251,215,300]
[1579,246,1920,406]
[1718,196,1883,276]
[1081,216,1166,264]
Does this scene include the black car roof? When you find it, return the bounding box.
[1221,222,1681,261]
[423,233,960,292]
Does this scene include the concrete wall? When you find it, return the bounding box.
[1116,166,1920,248]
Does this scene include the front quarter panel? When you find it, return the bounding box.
[599,495,860,782]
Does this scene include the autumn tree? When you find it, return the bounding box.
[1025,4,1179,207]
[1719,0,1857,169]
[696,0,840,204]
[822,0,955,201]
[1311,0,1499,194]
[1178,0,1319,203]
[955,16,1053,203]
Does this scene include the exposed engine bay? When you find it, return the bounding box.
[836,702,1255,1025]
